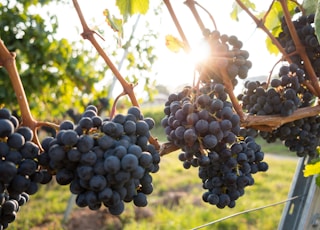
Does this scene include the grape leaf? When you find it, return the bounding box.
[303,160,320,177]
[116,0,149,20]
[165,35,184,53]
[264,2,281,31]
[230,2,242,21]
[265,36,279,55]
[230,0,256,21]
[265,1,296,32]
[303,0,318,15]
[264,1,296,54]
[316,175,320,187]
[103,9,123,36]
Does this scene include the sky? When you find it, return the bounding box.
[52,0,281,94]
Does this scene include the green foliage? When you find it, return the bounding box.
[104,9,124,39]
[303,157,320,177]
[303,0,318,15]
[230,0,256,21]
[0,0,160,120]
[263,1,297,54]
[0,1,107,120]
[116,0,149,21]
[231,0,297,55]
[265,36,280,55]
[316,175,320,187]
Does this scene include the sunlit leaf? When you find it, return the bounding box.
[230,0,256,21]
[265,36,279,55]
[303,160,320,177]
[316,175,320,187]
[165,35,184,53]
[126,52,135,68]
[116,0,149,20]
[265,1,296,32]
[230,2,241,21]
[103,9,123,38]
[264,3,281,31]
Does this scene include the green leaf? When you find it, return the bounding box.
[230,2,241,21]
[265,1,296,32]
[230,0,256,21]
[303,160,320,177]
[310,156,320,164]
[316,175,320,187]
[165,35,184,53]
[264,2,281,31]
[116,0,149,20]
[265,36,279,55]
[126,52,135,68]
[303,0,318,15]
[103,9,123,35]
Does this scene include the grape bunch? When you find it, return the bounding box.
[0,108,52,229]
[0,192,29,229]
[199,29,252,87]
[237,62,319,157]
[237,63,310,116]
[277,13,320,75]
[161,83,268,208]
[41,105,160,215]
[260,116,320,157]
[201,136,268,208]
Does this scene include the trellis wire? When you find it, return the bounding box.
[191,195,301,230]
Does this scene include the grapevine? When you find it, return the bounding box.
[1,0,320,228]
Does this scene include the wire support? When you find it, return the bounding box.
[191,195,301,230]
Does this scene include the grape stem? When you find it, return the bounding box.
[0,39,43,147]
[219,68,246,121]
[160,142,179,156]
[184,0,217,31]
[234,0,287,55]
[72,0,160,150]
[266,57,287,89]
[184,0,205,32]
[72,0,139,107]
[236,0,320,97]
[110,91,128,120]
[243,104,320,131]
[163,0,191,52]
[279,0,320,97]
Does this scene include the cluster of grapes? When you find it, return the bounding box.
[260,116,320,157]
[201,136,268,208]
[40,105,160,215]
[161,83,268,208]
[0,192,29,229]
[0,108,52,229]
[200,30,252,87]
[277,13,320,74]
[238,63,311,116]
[237,61,320,157]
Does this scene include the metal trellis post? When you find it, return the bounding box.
[278,156,320,230]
